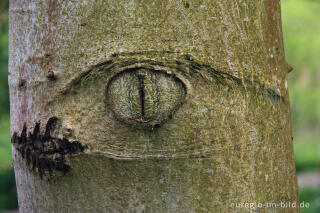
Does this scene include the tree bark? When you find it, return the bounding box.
[9,0,299,212]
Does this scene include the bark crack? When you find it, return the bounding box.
[137,72,145,119]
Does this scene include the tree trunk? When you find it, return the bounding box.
[9,0,299,212]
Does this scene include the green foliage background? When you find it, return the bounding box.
[282,0,320,177]
[0,0,319,212]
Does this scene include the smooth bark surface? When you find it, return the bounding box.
[9,0,299,212]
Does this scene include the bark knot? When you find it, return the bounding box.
[106,67,186,130]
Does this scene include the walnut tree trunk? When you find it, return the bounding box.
[9,0,299,212]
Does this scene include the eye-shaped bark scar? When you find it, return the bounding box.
[106,68,187,129]
[52,51,285,133]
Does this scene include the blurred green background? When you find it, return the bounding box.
[0,0,319,212]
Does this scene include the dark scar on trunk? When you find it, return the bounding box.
[11,117,85,178]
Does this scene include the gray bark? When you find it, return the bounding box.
[9,0,299,212]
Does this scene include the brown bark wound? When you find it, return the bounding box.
[11,117,85,178]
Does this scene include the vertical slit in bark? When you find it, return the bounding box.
[138,74,145,119]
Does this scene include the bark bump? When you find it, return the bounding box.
[106,67,186,129]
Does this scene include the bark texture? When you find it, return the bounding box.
[9,0,299,212]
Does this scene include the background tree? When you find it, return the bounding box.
[9,0,300,212]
